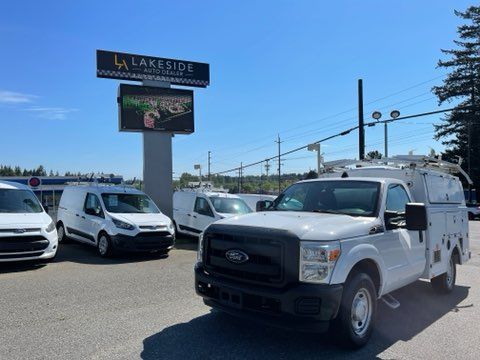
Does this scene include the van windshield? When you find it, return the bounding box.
[271,180,380,217]
[101,193,160,214]
[0,189,43,213]
[209,197,252,215]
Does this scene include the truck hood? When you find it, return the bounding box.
[108,212,171,226]
[0,213,52,228]
[213,211,379,241]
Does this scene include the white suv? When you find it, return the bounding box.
[56,185,175,257]
[0,180,58,262]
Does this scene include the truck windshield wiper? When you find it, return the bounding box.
[311,209,342,214]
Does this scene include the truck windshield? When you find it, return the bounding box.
[101,193,160,214]
[209,197,252,215]
[0,189,43,213]
[271,180,380,217]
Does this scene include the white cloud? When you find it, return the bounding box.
[0,90,38,104]
[24,106,78,120]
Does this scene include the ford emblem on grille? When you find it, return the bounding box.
[225,249,249,264]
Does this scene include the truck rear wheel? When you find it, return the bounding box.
[331,272,376,348]
[431,253,457,294]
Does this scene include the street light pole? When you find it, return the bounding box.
[384,121,388,158]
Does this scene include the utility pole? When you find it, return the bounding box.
[239,162,243,193]
[207,151,211,181]
[265,159,270,177]
[275,135,282,194]
[358,79,365,160]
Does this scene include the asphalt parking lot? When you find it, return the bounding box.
[1,223,480,360]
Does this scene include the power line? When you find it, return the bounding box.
[210,105,476,176]
[189,74,448,166]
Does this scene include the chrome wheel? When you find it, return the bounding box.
[98,235,109,256]
[351,287,372,337]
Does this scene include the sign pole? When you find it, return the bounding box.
[142,80,174,218]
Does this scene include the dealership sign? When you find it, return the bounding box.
[96,50,210,87]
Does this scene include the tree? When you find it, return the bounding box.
[432,6,480,187]
[366,150,383,159]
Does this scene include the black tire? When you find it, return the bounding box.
[331,272,377,349]
[431,253,457,294]
[97,233,114,258]
[56,222,69,244]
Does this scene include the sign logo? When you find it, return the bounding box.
[225,249,249,264]
[28,177,41,188]
[97,50,210,87]
[13,229,27,234]
[114,54,129,70]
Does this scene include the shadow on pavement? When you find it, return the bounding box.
[0,261,47,274]
[0,235,196,271]
[141,281,470,360]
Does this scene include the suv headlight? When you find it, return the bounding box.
[299,241,341,284]
[197,232,204,263]
[46,220,55,233]
[112,218,135,230]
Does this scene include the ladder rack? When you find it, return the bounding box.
[322,155,473,185]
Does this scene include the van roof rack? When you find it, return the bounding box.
[65,173,132,187]
[322,155,473,185]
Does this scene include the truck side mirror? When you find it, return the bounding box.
[256,200,273,212]
[406,203,427,231]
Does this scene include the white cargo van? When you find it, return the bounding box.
[173,189,252,236]
[57,184,175,257]
[0,180,58,262]
[195,156,471,348]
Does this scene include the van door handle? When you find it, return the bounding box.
[193,215,197,219]
[81,216,86,219]
[187,214,191,217]
[75,214,79,217]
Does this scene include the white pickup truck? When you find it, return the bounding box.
[195,156,471,348]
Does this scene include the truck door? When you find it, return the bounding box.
[382,184,426,291]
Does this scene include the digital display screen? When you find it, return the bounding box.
[118,84,194,133]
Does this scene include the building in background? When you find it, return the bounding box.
[0,175,123,219]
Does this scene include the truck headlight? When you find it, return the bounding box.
[46,220,56,233]
[299,242,341,284]
[112,218,135,230]
[197,232,204,263]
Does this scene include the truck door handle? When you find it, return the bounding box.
[193,215,197,219]
[81,216,86,219]
[187,214,191,217]
[75,214,80,217]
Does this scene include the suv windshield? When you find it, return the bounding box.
[271,180,380,217]
[101,193,159,214]
[0,189,43,213]
[209,197,252,215]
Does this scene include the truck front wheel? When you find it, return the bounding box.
[431,253,457,294]
[331,272,377,348]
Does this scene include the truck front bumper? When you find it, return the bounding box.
[195,263,343,332]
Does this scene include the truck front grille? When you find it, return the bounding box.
[203,225,298,287]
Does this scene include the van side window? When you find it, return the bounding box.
[194,197,214,217]
[386,184,410,213]
[84,193,103,217]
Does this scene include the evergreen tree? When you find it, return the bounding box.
[432,5,480,186]
[366,150,383,159]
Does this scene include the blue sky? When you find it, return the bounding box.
[0,0,473,179]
